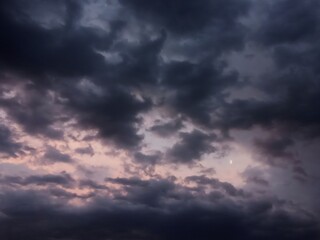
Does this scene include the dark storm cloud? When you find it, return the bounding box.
[149,118,184,137]
[208,0,320,137]
[62,85,152,149]
[246,175,269,187]
[120,0,251,68]
[292,165,309,183]
[166,130,217,164]
[0,87,64,139]
[162,60,239,127]
[103,29,166,87]
[244,0,320,138]
[185,175,246,197]
[252,136,309,182]
[293,166,308,177]
[106,177,176,207]
[120,0,250,35]
[0,0,250,149]
[79,179,109,190]
[0,0,151,150]
[254,70,320,140]
[254,136,295,165]
[205,0,320,173]
[133,151,162,165]
[65,0,83,29]
[242,167,270,187]
[0,0,113,78]
[0,124,22,157]
[1,0,320,238]
[213,53,320,142]
[43,146,73,164]
[48,187,94,200]
[0,172,75,188]
[256,0,320,46]
[0,179,319,240]
[105,177,149,187]
[215,74,320,140]
[24,173,75,187]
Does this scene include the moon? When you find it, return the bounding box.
[229,160,233,165]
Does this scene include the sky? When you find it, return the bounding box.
[0,0,320,239]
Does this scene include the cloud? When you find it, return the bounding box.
[0,0,151,149]
[0,87,64,139]
[75,145,94,156]
[0,177,319,240]
[0,124,22,157]
[166,130,217,164]
[121,0,250,35]
[0,0,247,149]
[42,146,74,164]
[149,118,184,137]
[62,83,151,149]
[133,151,162,165]
[105,177,150,187]
[162,60,239,127]
[242,166,270,187]
[0,0,112,78]
[0,172,75,188]
[254,136,295,166]
[0,0,320,238]
[256,0,320,46]
[185,175,246,197]
[79,179,109,191]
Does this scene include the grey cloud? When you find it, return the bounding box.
[133,151,162,165]
[162,60,239,127]
[242,167,270,187]
[105,177,149,187]
[0,0,248,150]
[185,175,246,197]
[166,130,217,164]
[0,88,64,140]
[254,136,295,166]
[0,0,114,78]
[0,0,320,238]
[75,145,94,156]
[0,179,318,240]
[121,0,250,35]
[79,179,109,190]
[256,0,320,46]
[0,172,75,188]
[43,146,73,164]
[0,124,22,157]
[62,85,151,150]
[149,118,184,137]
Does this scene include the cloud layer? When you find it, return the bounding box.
[0,0,320,239]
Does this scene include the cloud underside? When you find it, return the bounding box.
[0,176,319,240]
[0,0,320,239]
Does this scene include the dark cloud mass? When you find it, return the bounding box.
[256,0,320,46]
[0,177,319,240]
[166,130,217,164]
[0,87,64,139]
[0,0,320,239]
[0,0,108,77]
[149,118,184,137]
[0,172,75,188]
[43,146,74,164]
[162,60,239,126]
[0,124,22,157]
[121,0,250,35]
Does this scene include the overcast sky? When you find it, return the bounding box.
[0,0,320,239]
